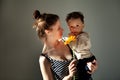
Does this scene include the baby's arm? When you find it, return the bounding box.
[76,32,91,51]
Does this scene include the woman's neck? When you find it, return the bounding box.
[43,39,60,54]
[46,39,59,48]
[44,40,72,61]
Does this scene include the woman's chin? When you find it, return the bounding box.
[58,38,62,41]
[57,35,63,41]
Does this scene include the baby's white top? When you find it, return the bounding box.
[64,32,93,59]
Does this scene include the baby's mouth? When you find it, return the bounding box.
[72,32,79,35]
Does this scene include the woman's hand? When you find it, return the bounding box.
[63,59,77,80]
[68,59,77,77]
[87,59,98,74]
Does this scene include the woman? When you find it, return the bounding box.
[33,10,76,80]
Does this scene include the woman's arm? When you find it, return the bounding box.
[39,56,54,80]
[39,56,77,80]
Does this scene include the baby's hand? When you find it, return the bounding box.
[87,60,98,74]
[87,62,92,71]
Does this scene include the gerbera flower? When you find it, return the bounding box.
[64,36,76,45]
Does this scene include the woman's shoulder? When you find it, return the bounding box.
[39,54,47,63]
[39,54,50,65]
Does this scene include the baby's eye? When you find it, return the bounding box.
[76,25,79,27]
[70,26,74,28]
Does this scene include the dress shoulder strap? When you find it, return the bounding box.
[40,53,62,80]
[40,53,51,62]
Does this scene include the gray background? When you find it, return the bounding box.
[0,0,120,80]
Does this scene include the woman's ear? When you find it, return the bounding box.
[45,30,50,35]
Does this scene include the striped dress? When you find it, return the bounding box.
[40,54,73,80]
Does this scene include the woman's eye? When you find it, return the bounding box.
[58,27,61,30]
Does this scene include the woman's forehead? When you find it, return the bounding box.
[51,20,61,29]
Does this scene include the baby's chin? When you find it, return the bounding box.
[72,32,80,36]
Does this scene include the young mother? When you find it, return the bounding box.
[33,10,76,80]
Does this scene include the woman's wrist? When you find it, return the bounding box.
[63,74,73,80]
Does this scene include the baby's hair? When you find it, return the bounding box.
[66,11,84,23]
[33,10,59,39]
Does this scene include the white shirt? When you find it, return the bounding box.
[64,32,93,59]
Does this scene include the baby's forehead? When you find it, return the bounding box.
[68,18,81,21]
[68,18,82,22]
[68,19,82,24]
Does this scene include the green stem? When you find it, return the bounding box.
[72,50,76,80]
[73,76,75,80]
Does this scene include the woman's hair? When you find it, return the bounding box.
[33,10,59,40]
[66,11,84,23]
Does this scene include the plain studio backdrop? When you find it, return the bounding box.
[0,0,120,80]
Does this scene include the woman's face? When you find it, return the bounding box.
[67,18,84,35]
[48,20,63,40]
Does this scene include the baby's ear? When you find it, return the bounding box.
[82,23,85,27]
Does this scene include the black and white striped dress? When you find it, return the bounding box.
[40,54,73,80]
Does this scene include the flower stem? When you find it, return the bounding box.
[72,50,76,80]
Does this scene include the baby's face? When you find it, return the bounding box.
[67,18,84,35]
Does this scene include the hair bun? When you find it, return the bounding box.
[33,10,41,19]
